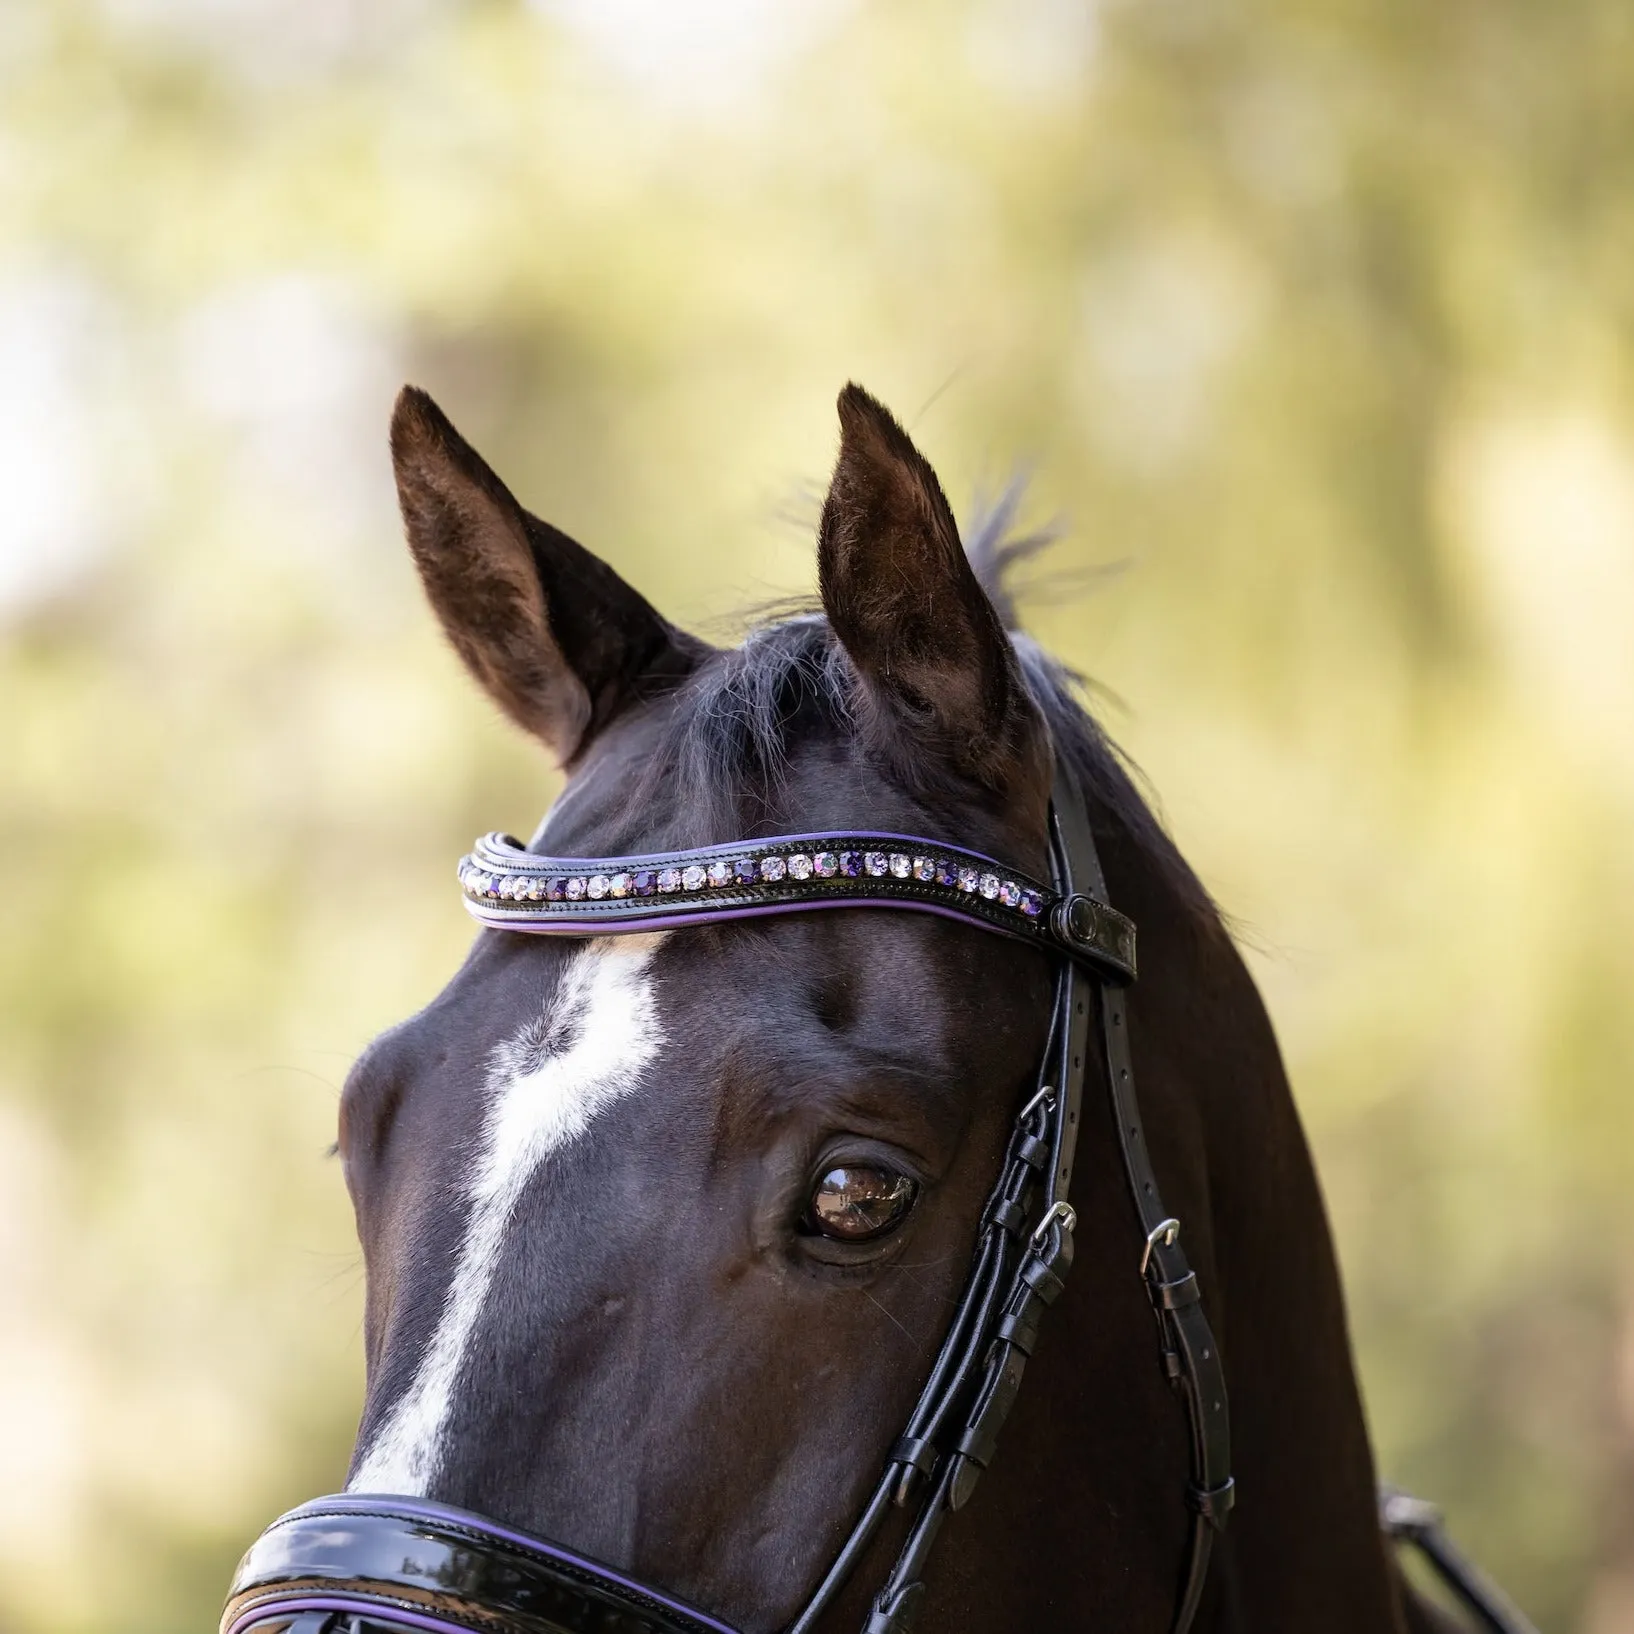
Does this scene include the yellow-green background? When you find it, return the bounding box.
[3,2,1631,1630]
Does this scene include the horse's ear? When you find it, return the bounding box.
[390,386,703,766]
[818,384,1046,797]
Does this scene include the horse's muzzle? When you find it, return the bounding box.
[221,1492,744,1634]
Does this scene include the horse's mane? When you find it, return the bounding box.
[640,502,1218,928]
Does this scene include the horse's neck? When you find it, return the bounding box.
[1112,834,1412,1631]
[912,830,1414,1631]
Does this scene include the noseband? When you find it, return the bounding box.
[222,762,1234,1634]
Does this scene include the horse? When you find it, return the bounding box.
[220,384,1521,1634]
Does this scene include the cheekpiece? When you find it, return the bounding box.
[457,829,1136,982]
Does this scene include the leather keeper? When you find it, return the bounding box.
[1155,1271,1200,1311]
[987,1196,1027,1237]
[889,1436,940,1478]
[995,1308,1042,1357]
[1021,1254,1067,1304]
[1016,1133,1051,1171]
[1188,1477,1236,1529]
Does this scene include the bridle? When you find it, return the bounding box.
[221,759,1235,1634]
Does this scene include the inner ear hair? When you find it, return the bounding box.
[817,383,1045,800]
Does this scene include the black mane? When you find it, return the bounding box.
[638,504,1218,926]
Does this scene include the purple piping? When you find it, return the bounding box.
[488,828,1026,871]
[244,1493,743,1634]
[465,893,1041,946]
[226,1593,474,1634]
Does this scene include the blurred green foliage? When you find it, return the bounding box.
[2,1,1632,1630]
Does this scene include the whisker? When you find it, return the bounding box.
[862,1287,919,1346]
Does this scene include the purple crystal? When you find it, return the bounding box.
[814,852,839,878]
[979,873,1001,900]
[565,876,587,900]
[546,876,567,901]
[865,852,889,876]
[787,854,813,880]
[912,857,936,882]
[682,864,707,891]
[632,870,656,897]
[760,855,787,882]
[957,867,979,892]
[610,872,633,898]
[840,851,863,877]
[997,880,1020,908]
[588,874,611,900]
[1020,889,1043,918]
[734,858,759,884]
[937,859,959,888]
[657,868,682,893]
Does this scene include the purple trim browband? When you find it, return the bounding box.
[458,829,1137,982]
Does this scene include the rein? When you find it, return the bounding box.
[222,761,1235,1634]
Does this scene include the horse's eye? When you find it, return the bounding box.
[805,1165,918,1241]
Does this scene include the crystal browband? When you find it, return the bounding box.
[458,830,1137,981]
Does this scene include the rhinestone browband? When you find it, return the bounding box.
[458,830,1137,981]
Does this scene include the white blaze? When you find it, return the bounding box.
[349,935,666,1495]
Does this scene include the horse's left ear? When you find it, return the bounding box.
[818,384,1047,799]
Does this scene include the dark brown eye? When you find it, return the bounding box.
[805,1165,918,1241]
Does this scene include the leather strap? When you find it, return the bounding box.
[1052,762,1233,1634]
[1380,1490,1540,1634]
[829,761,1231,1634]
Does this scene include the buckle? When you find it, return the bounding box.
[1138,1216,1180,1279]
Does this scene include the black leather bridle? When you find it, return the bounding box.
[221,759,1235,1634]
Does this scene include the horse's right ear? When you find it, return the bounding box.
[390,387,705,766]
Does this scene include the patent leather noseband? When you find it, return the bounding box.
[223,761,1234,1634]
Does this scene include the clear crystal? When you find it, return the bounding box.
[565,877,587,900]
[912,857,936,881]
[957,867,979,892]
[707,860,732,887]
[760,855,787,882]
[787,854,813,880]
[889,854,911,878]
[682,864,707,890]
[979,873,1001,899]
[657,868,682,893]
[587,875,610,899]
[610,872,632,898]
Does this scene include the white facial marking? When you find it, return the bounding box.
[349,935,666,1495]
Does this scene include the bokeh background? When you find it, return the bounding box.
[3,2,1633,1629]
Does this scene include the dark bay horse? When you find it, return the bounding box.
[231,385,1491,1632]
